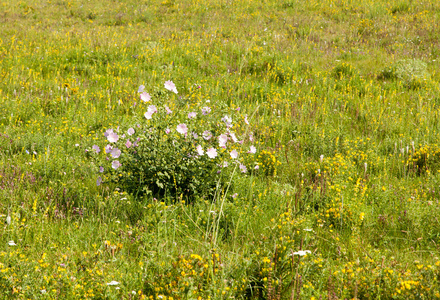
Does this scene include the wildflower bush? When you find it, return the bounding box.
[90,82,257,200]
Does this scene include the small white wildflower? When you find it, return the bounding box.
[291,250,311,256]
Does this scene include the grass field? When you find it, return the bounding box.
[1,0,440,299]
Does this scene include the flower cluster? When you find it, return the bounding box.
[91,81,258,199]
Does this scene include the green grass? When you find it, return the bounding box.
[1,0,440,299]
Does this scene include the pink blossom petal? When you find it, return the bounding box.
[176,123,188,135]
[112,160,122,170]
[111,148,121,158]
[144,111,154,119]
[164,80,178,94]
[140,92,151,102]
[201,106,211,115]
[92,145,101,154]
[196,145,204,156]
[165,105,172,114]
[203,131,212,140]
[107,132,119,143]
[218,134,228,148]
[147,105,157,113]
[248,145,257,154]
[229,132,238,143]
[105,145,113,153]
[206,148,217,158]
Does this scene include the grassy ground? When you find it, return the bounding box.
[1,0,440,299]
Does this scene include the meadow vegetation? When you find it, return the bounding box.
[1,0,440,298]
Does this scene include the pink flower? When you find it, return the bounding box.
[239,164,247,173]
[111,148,121,158]
[92,145,100,154]
[140,92,151,102]
[201,106,211,115]
[97,176,102,186]
[107,132,119,143]
[164,80,178,94]
[125,140,132,148]
[165,128,171,134]
[206,148,217,158]
[138,85,145,93]
[104,128,114,137]
[196,145,204,156]
[230,149,238,159]
[248,145,256,154]
[188,112,197,119]
[244,114,249,125]
[221,115,232,127]
[144,111,154,119]
[218,134,228,148]
[144,105,157,119]
[112,160,122,170]
[148,105,157,113]
[202,131,212,140]
[127,128,135,135]
[105,144,113,153]
[176,123,188,135]
[164,105,172,114]
[229,132,238,143]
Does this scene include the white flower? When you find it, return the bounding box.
[106,281,120,286]
[230,150,238,159]
[291,250,311,256]
[8,241,16,246]
[248,145,256,154]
